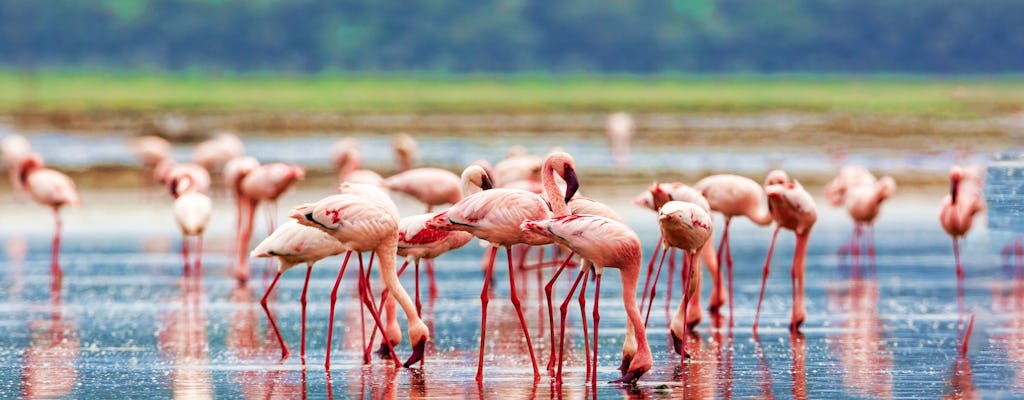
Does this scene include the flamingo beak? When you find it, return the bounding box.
[481,175,494,191]
[403,337,427,368]
[670,330,686,357]
[610,365,649,385]
[951,177,960,204]
[563,167,579,203]
[617,354,633,375]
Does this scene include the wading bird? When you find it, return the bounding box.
[17,153,79,285]
[655,201,713,360]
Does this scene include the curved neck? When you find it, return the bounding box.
[750,203,773,226]
[619,263,649,357]
[376,239,424,329]
[542,163,568,216]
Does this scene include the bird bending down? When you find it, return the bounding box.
[383,167,463,212]
[17,153,79,285]
[232,162,305,282]
[291,194,429,369]
[655,201,713,360]
[521,214,653,385]
[694,174,774,326]
[753,170,817,335]
[251,220,347,362]
[829,166,896,275]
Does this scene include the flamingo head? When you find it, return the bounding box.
[631,190,656,211]
[765,169,791,186]
[545,151,579,202]
[289,202,337,232]
[17,153,43,185]
[402,325,430,367]
[223,156,259,190]
[648,182,671,211]
[877,176,897,200]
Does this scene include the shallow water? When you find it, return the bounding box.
[1,176,1022,400]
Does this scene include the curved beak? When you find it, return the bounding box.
[563,166,580,203]
[481,175,494,191]
[289,204,314,222]
[950,177,960,204]
[403,337,427,368]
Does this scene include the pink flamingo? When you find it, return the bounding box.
[835,169,896,275]
[606,112,634,169]
[492,146,542,189]
[940,165,985,315]
[331,138,385,186]
[2,134,32,198]
[232,162,306,282]
[391,133,419,172]
[694,174,773,326]
[192,131,245,173]
[17,153,79,285]
[654,201,713,360]
[753,170,817,335]
[155,160,211,195]
[127,135,172,194]
[383,167,463,212]
[425,181,571,381]
[824,165,877,207]
[291,194,429,369]
[251,220,347,362]
[170,174,212,277]
[634,182,720,326]
[521,214,653,385]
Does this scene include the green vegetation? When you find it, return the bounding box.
[2,72,1023,117]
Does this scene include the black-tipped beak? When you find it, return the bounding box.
[563,167,579,203]
[481,175,494,191]
[304,212,315,221]
[403,337,427,368]
[617,354,632,375]
[671,330,686,356]
[609,367,647,385]
[168,178,179,198]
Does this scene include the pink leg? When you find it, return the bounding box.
[325,252,352,370]
[591,273,602,388]
[426,258,438,301]
[300,264,313,362]
[679,252,696,360]
[195,235,204,281]
[643,247,670,327]
[556,267,589,383]
[545,253,576,373]
[954,236,964,318]
[666,248,677,324]
[790,231,810,333]
[181,234,191,278]
[476,246,498,382]
[723,222,735,329]
[505,246,542,381]
[260,271,289,360]
[357,253,401,366]
[50,208,63,287]
[415,259,422,317]
[753,227,781,336]
[580,266,592,382]
[639,238,663,315]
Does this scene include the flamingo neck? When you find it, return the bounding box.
[376,239,427,340]
[542,163,568,216]
[619,266,650,354]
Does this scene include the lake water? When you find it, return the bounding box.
[0,128,1022,399]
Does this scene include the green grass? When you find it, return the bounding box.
[1,71,1023,117]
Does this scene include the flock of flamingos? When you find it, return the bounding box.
[0,116,987,387]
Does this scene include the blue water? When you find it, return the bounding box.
[0,179,1021,399]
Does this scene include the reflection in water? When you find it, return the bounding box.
[790,333,807,400]
[228,283,306,399]
[946,355,978,400]
[672,332,719,399]
[21,287,79,398]
[157,272,213,399]
[827,277,893,399]
[994,240,1024,392]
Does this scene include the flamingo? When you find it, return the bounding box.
[693,174,773,326]
[607,112,634,169]
[520,214,653,385]
[391,133,419,172]
[836,170,896,275]
[654,201,713,360]
[291,194,429,369]
[127,135,172,194]
[170,174,212,277]
[17,153,79,285]
[192,131,245,174]
[492,146,542,189]
[940,165,985,316]
[232,162,306,282]
[251,220,347,361]
[824,165,877,207]
[383,167,463,212]
[634,182,720,326]
[425,172,576,381]
[155,160,211,195]
[753,170,817,335]
[331,138,385,186]
[2,134,32,197]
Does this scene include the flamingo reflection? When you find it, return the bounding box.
[227,283,305,399]
[157,269,212,399]
[994,238,1024,392]
[827,278,893,398]
[21,286,79,398]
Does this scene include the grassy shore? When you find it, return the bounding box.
[1,72,1023,117]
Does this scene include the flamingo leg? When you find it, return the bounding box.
[50,207,63,287]
[954,236,965,319]
[325,251,352,370]
[358,253,402,366]
[680,252,696,360]
[721,220,735,329]
[556,266,589,384]
[235,197,258,283]
[260,270,289,360]
[790,230,810,333]
[753,226,782,336]
[195,235,204,280]
[591,272,602,388]
[506,246,542,381]
[415,259,422,317]
[643,246,670,327]
[181,234,191,278]
[666,248,677,324]
[640,236,663,312]
[580,266,591,382]
[545,252,576,373]
[476,246,498,382]
[300,264,313,362]
[426,258,438,301]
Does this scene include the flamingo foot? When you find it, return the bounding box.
[404,337,427,368]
